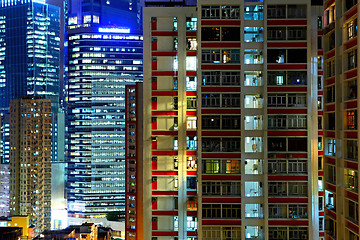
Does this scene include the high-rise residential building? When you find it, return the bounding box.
[141,0,324,239]
[125,83,143,240]
[66,9,143,220]
[323,0,359,239]
[0,0,60,113]
[9,96,52,234]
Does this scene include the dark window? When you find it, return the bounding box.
[202,94,220,107]
[201,27,220,41]
[222,27,240,41]
[202,116,220,129]
[222,94,240,107]
[287,71,307,85]
[327,113,335,130]
[222,116,241,129]
[287,49,307,63]
[267,49,286,63]
[267,27,286,40]
[318,36,322,49]
[202,71,220,85]
[202,138,221,152]
[267,5,286,19]
[346,0,358,10]
[287,5,307,18]
[268,138,286,151]
[288,138,307,152]
[222,138,241,152]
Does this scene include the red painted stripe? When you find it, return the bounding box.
[152,91,178,96]
[187,191,197,195]
[152,231,178,236]
[152,79,157,90]
[326,76,335,85]
[202,175,241,180]
[268,176,308,181]
[202,153,241,158]
[186,51,197,56]
[186,91,196,96]
[344,37,357,51]
[152,160,157,170]
[152,141,157,150]
[318,30,323,35]
[202,197,241,203]
[268,131,307,136]
[186,150,197,155]
[326,183,336,193]
[345,68,357,79]
[152,31,178,36]
[152,130,178,136]
[346,100,357,109]
[201,64,241,70]
[187,211,197,216]
[201,42,241,48]
[201,86,241,92]
[186,111,197,116]
[267,64,307,70]
[152,150,178,155]
[152,191,178,196]
[318,131,323,136]
[345,5,358,21]
[152,71,178,76]
[152,51,177,56]
[326,208,336,220]
[267,20,307,26]
[319,232,325,237]
[267,87,307,92]
[345,190,358,202]
[325,0,335,8]
[319,212,325,216]
[151,21,157,31]
[318,111,323,115]
[152,61,157,70]
[187,71,197,76]
[152,221,158,230]
[152,180,157,190]
[152,171,178,176]
[152,100,157,110]
[268,220,308,226]
[186,31,196,36]
[268,198,308,203]
[201,20,241,25]
[345,161,358,171]
[187,171,197,176]
[326,131,335,138]
[187,231,197,236]
[267,42,307,48]
[186,131,197,136]
[202,220,241,225]
[326,104,335,111]
[318,70,323,75]
[319,171,324,177]
[326,49,335,59]
[152,111,177,116]
[319,191,324,196]
[152,211,178,216]
[326,157,336,165]
[202,130,241,136]
[152,40,157,51]
[201,109,241,114]
[345,131,358,139]
[318,91,323,95]
[318,50,323,55]
[346,219,360,234]
[267,109,307,114]
[319,151,324,155]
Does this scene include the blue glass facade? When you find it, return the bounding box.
[0,0,60,113]
[66,26,143,218]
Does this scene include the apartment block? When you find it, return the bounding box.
[9,97,52,234]
[142,0,324,239]
[323,0,360,239]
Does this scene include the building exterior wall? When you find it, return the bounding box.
[323,0,360,239]
[143,0,323,239]
[9,97,52,234]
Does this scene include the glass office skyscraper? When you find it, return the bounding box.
[66,0,143,220]
[0,0,60,113]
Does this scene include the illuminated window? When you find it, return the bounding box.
[83,15,92,23]
[347,110,357,129]
[93,15,100,23]
[68,17,77,25]
[186,117,197,130]
[187,157,197,170]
